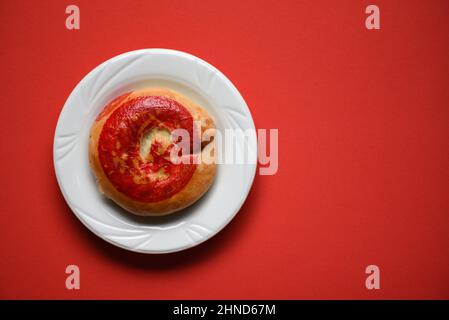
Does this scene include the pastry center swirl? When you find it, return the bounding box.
[98,96,197,202]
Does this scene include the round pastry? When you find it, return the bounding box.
[89,87,216,216]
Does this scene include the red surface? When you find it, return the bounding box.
[98,95,196,202]
[1,0,449,299]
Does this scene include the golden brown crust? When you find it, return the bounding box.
[89,88,216,216]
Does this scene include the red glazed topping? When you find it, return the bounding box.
[98,96,197,202]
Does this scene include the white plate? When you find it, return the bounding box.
[53,49,257,254]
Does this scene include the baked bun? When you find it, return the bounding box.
[89,88,216,216]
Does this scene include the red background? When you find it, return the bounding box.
[1,0,448,299]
